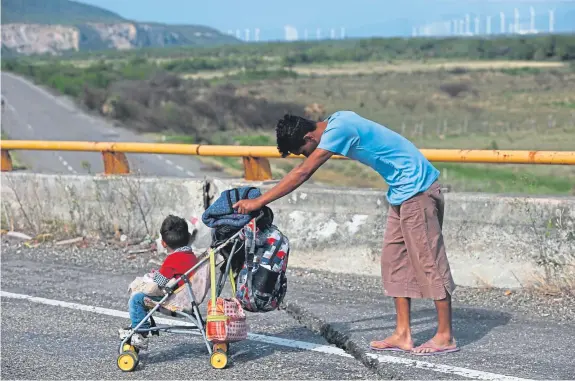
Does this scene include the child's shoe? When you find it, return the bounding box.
[130,333,149,350]
[118,327,149,350]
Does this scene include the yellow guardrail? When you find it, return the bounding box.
[1,140,574,180]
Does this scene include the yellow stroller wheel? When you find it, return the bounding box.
[117,351,138,372]
[213,343,228,353]
[122,343,139,354]
[210,350,228,369]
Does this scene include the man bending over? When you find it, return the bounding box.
[233,111,458,355]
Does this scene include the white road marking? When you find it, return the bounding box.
[155,153,194,176]
[27,124,33,130]
[365,353,529,381]
[0,290,532,380]
[0,290,350,357]
[57,155,77,174]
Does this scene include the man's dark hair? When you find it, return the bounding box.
[160,215,190,249]
[276,114,317,157]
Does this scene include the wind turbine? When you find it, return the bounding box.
[474,16,480,35]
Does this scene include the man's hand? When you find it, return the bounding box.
[233,198,263,215]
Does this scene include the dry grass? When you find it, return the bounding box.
[290,60,566,76]
[223,67,575,194]
[528,271,575,297]
[156,65,575,195]
[178,60,568,80]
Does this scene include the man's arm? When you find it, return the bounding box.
[233,148,333,213]
[260,148,333,205]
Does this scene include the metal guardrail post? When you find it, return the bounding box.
[242,157,272,181]
[1,150,13,171]
[102,151,130,175]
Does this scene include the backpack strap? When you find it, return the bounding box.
[245,269,257,311]
[241,187,258,200]
[225,189,234,215]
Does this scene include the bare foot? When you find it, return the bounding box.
[411,335,459,355]
[370,332,414,352]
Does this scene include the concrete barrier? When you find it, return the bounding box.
[212,179,575,289]
[2,173,574,289]
[0,173,209,242]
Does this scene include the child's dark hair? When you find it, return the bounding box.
[276,114,317,157]
[160,215,190,249]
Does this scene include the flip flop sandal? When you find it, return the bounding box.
[411,339,460,356]
[369,340,410,353]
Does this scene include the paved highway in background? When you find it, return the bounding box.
[1,72,223,178]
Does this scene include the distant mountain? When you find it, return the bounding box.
[1,0,127,24]
[0,0,240,56]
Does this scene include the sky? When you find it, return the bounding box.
[78,0,575,40]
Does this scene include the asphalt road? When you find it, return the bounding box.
[0,72,224,178]
[0,240,375,380]
[286,270,575,380]
[1,238,573,380]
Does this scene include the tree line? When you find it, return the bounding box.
[28,33,575,65]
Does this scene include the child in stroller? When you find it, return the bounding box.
[116,214,244,372]
[119,215,200,350]
[116,187,290,372]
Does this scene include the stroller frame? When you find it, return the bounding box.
[116,214,260,372]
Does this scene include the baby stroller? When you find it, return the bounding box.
[116,212,265,372]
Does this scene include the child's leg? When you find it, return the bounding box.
[129,292,152,329]
[119,292,154,349]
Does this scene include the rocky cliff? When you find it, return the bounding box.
[1,0,238,56]
[1,22,238,56]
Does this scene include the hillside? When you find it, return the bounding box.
[0,0,239,55]
[1,0,126,24]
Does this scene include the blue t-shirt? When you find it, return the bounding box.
[317,111,440,206]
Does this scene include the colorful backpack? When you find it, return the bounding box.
[235,219,290,313]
